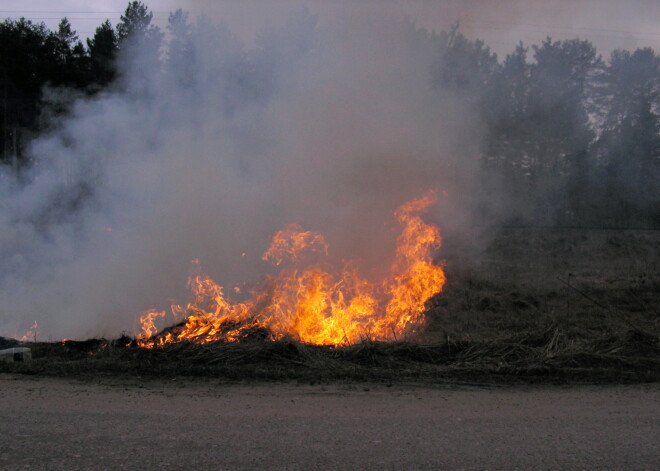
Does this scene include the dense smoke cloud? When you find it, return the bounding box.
[0,5,482,339]
[192,0,660,58]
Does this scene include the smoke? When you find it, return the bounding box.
[0,4,483,340]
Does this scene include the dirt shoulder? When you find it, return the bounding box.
[1,375,658,470]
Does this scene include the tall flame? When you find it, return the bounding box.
[137,192,445,347]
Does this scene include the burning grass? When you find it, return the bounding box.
[3,324,658,384]
[3,228,658,385]
[136,192,445,348]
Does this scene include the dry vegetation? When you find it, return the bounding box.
[432,228,658,338]
[2,229,658,384]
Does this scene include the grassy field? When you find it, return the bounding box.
[430,227,658,339]
[2,228,658,384]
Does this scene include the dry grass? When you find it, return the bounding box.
[2,325,657,384]
[2,228,658,384]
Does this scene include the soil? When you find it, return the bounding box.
[1,375,658,470]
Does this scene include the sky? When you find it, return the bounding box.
[1,0,659,59]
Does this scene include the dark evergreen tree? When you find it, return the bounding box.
[165,9,193,87]
[507,38,601,224]
[0,18,51,165]
[432,23,498,99]
[528,39,601,214]
[116,0,163,58]
[594,48,660,226]
[50,17,78,72]
[117,1,156,42]
[115,1,163,94]
[481,43,533,223]
[87,20,118,89]
[39,18,89,90]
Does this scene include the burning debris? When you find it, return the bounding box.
[137,192,445,348]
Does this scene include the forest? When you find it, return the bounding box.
[1,1,658,228]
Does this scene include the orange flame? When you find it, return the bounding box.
[19,321,39,343]
[262,223,329,266]
[137,192,445,347]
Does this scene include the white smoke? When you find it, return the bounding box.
[0,5,481,340]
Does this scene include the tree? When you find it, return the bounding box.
[479,38,605,225]
[164,9,193,86]
[87,20,118,89]
[594,48,660,225]
[0,18,51,165]
[480,43,534,222]
[45,18,87,88]
[432,23,498,98]
[52,17,78,61]
[55,18,77,47]
[525,38,602,223]
[117,1,154,42]
[115,1,163,93]
[116,0,163,55]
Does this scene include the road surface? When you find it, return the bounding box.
[0,375,658,470]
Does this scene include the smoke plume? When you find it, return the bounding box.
[0,4,484,340]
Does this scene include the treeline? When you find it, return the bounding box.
[475,35,659,227]
[0,2,163,167]
[0,2,658,227]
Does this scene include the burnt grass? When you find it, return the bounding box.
[2,228,659,385]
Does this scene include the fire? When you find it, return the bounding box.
[137,192,445,347]
[262,223,329,266]
[19,321,39,343]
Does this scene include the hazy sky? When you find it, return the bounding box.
[2,0,659,58]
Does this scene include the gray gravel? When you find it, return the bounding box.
[1,375,658,470]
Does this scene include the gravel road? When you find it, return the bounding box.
[0,375,658,470]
